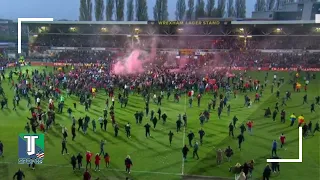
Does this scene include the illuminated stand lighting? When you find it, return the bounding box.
[275,28,282,33]
[127,34,139,47]
[101,27,108,33]
[69,27,77,32]
[134,28,140,32]
[126,28,140,47]
[39,26,48,33]
[238,28,250,49]
[239,35,252,49]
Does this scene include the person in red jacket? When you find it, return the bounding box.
[254,93,260,102]
[125,155,133,174]
[279,133,286,148]
[83,169,91,180]
[187,90,192,97]
[304,85,307,92]
[49,103,54,110]
[39,121,45,132]
[104,153,110,167]
[32,112,37,120]
[86,151,92,169]
[246,121,253,135]
[94,153,100,171]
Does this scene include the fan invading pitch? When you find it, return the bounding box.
[1,18,320,180]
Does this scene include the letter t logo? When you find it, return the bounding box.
[24,135,38,156]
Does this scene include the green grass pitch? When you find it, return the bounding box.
[0,66,319,180]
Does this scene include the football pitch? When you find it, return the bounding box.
[0,66,319,180]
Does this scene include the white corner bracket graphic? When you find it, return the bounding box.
[316,14,320,24]
[267,127,302,163]
[18,18,54,53]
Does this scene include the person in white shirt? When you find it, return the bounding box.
[153,94,157,103]
[191,90,194,100]
[237,171,246,180]
[37,97,41,106]
[160,91,164,98]
[111,97,115,106]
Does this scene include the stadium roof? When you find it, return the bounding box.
[23,21,148,25]
[21,20,317,25]
[231,20,316,24]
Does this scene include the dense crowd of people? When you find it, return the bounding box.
[2,52,319,180]
[30,35,320,50]
[0,32,319,180]
[22,34,320,69]
[26,49,320,69]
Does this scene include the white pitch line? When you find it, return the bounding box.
[184,174,233,179]
[0,161,179,176]
[181,126,186,175]
[258,81,303,163]
[0,161,234,179]
[181,93,187,175]
[267,127,303,163]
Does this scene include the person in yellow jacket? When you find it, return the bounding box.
[298,115,305,127]
[92,88,96,98]
[296,83,301,92]
[290,113,296,126]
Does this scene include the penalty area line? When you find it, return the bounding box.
[181,92,187,175]
[266,127,303,163]
[181,126,186,175]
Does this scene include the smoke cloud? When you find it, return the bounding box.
[112,38,158,75]
[112,50,144,75]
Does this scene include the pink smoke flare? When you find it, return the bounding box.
[112,50,145,75]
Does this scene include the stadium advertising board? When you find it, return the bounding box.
[160,49,179,55]
[152,20,221,25]
[179,49,194,55]
[195,50,207,56]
